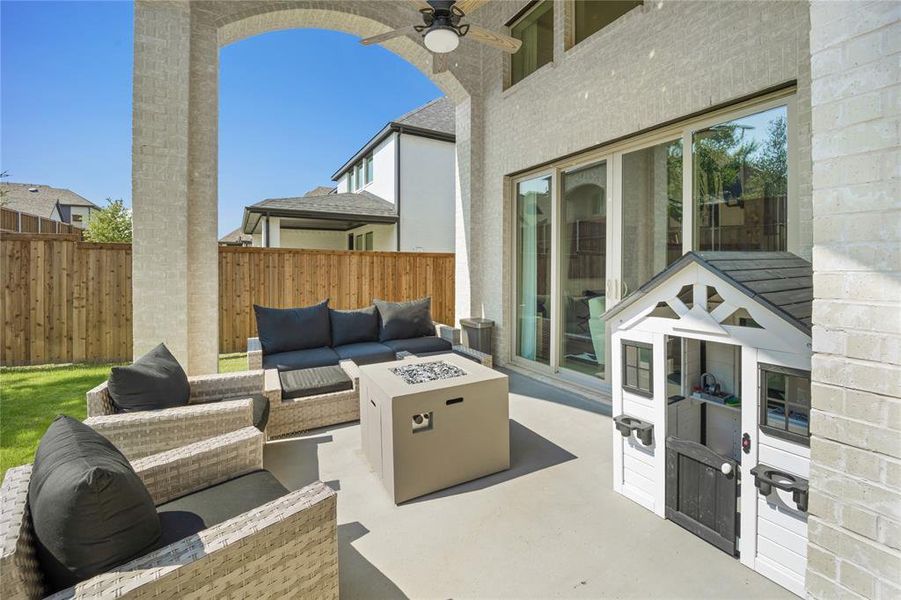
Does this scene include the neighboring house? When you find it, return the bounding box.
[218,227,253,247]
[0,182,100,229]
[238,97,456,252]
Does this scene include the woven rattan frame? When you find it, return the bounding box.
[1,428,339,600]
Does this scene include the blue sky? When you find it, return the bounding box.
[1,1,443,236]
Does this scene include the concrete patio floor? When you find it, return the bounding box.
[265,369,794,599]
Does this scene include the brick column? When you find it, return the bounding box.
[454,96,483,325]
[806,2,901,598]
[133,1,218,374]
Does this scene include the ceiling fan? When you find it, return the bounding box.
[360,0,522,73]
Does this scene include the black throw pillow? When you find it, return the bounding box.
[254,300,330,354]
[107,343,190,413]
[28,416,161,592]
[375,297,436,342]
[330,306,379,346]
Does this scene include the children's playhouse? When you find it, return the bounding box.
[605,252,813,597]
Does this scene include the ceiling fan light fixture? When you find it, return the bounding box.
[424,26,459,53]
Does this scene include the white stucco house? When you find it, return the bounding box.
[231,97,456,252]
[0,182,100,229]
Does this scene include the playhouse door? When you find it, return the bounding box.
[665,437,739,555]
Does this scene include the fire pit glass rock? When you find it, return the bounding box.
[390,361,467,385]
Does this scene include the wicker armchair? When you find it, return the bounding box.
[84,370,267,460]
[0,428,339,600]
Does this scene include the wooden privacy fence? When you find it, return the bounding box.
[218,246,455,353]
[1,207,82,236]
[2,234,132,366]
[1,235,455,365]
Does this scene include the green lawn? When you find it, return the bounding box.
[0,353,248,479]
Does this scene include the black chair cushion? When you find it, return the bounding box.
[375,297,436,342]
[28,416,161,592]
[107,343,190,413]
[156,470,288,542]
[279,366,353,400]
[262,346,340,372]
[330,306,379,347]
[334,342,396,365]
[218,394,270,432]
[381,336,452,355]
[254,300,330,355]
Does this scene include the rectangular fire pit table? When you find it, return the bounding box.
[358,353,509,504]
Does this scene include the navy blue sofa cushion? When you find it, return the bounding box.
[334,342,396,365]
[107,343,190,413]
[330,306,379,347]
[29,416,161,593]
[262,346,340,372]
[254,300,330,355]
[381,336,452,355]
[375,297,436,342]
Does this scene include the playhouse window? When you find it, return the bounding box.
[759,364,811,445]
[623,341,653,396]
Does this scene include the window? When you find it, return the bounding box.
[355,164,363,190]
[515,175,553,365]
[364,231,374,250]
[621,138,683,293]
[510,1,554,85]
[693,105,788,251]
[71,214,83,223]
[348,234,354,250]
[347,172,355,192]
[623,341,653,397]
[573,0,642,46]
[759,365,810,445]
[365,155,374,184]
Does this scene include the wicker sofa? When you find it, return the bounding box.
[0,427,338,600]
[84,369,273,460]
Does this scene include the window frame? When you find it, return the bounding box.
[507,0,555,88]
[364,231,374,250]
[568,0,644,50]
[758,363,811,446]
[622,340,653,398]
[365,155,374,185]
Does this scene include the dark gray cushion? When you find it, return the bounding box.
[375,297,436,342]
[334,342,396,365]
[218,394,270,432]
[382,336,452,355]
[254,300,330,355]
[157,470,287,535]
[262,346,340,372]
[279,366,353,400]
[108,343,189,413]
[330,306,379,346]
[29,416,161,592]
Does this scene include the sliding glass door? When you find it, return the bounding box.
[559,162,608,380]
[515,175,553,365]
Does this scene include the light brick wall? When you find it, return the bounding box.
[471,0,813,365]
[807,2,901,598]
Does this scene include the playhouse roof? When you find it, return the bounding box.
[604,251,813,335]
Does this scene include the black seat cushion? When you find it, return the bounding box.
[334,342,396,365]
[375,297,436,342]
[254,300,330,355]
[330,306,379,347]
[382,336,452,355]
[262,346,340,372]
[218,393,270,432]
[156,470,288,544]
[107,343,190,413]
[28,416,161,592]
[279,365,353,400]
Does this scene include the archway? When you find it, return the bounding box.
[132,1,481,373]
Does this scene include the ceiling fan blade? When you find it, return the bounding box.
[408,0,431,10]
[466,24,522,53]
[455,0,489,14]
[433,53,448,75]
[360,25,418,46]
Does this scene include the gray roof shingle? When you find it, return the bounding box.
[249,191,397,219]
[394,97,455,136]
[304,186,336,197]
[219,227,253,245]
[0,182,100,219]
[604,251,813,334]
